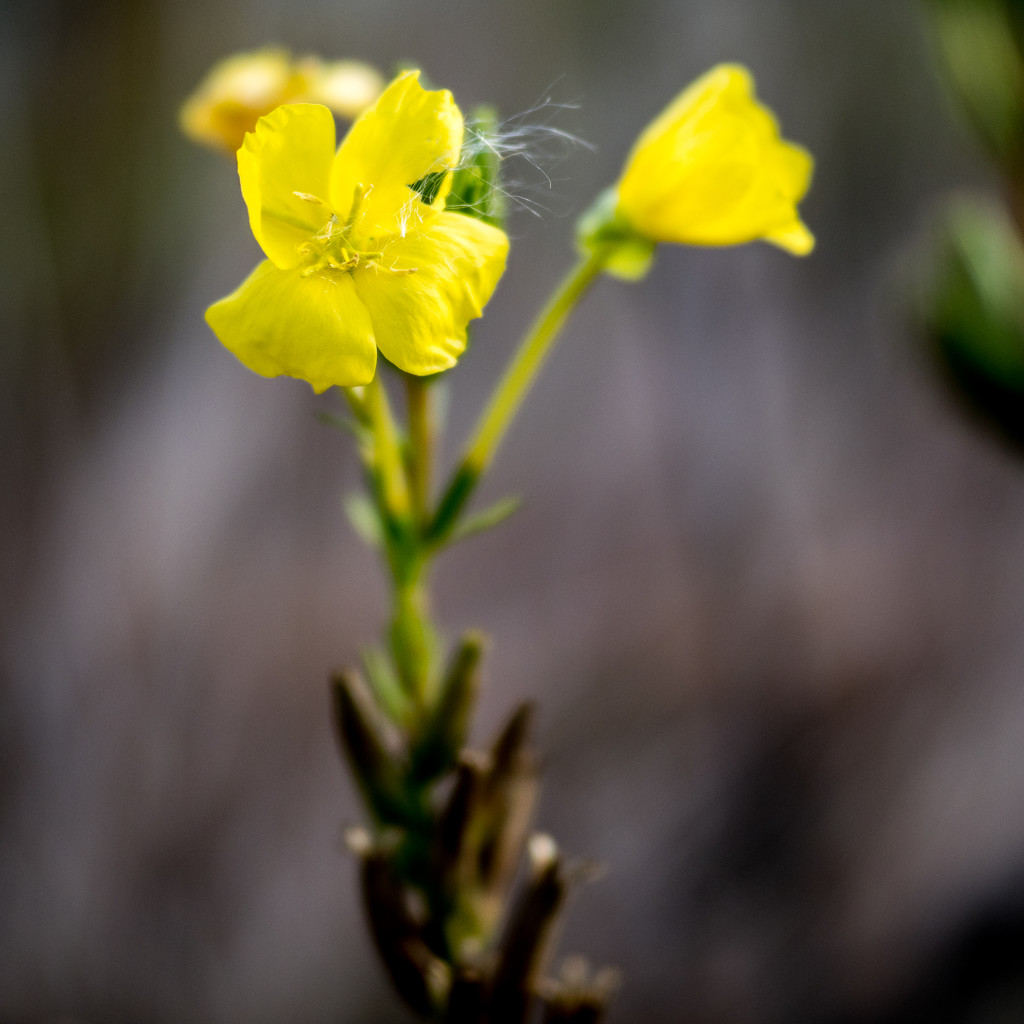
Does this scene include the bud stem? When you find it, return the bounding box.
[431,246,611,542]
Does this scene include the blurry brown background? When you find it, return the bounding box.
[4,1,1024,1022]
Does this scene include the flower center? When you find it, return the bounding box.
[294,185,416,278]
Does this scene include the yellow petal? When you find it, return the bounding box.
[206,259,377,391]
[616,63,814,254]
[238,103,337,269]
[329,70,463,237]
[765,220,815,256]
[353,211,509,375]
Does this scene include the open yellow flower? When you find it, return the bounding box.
[579,64,813,278]
[206,70,509,392]
[180,48,384,154]
[618,63,814,254]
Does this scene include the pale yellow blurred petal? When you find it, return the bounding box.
[206,259,377,391]
[353,211,509,375]
[306,60,385,119]
[180,48,314,154]
[238,103,337,269]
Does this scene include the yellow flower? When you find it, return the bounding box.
[618,64,814,254]
[180,48,383,154]
[205,71,509,392]
[579,64,814,278]
[306,60,387,121]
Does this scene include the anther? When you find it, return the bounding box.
[327,255,360,271]
[293,191,324,205]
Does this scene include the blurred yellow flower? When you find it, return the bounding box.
[617,64,814,255]
[307,60,387,120]
[180,48,384,154]
[206,70,509,392]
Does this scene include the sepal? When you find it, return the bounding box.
[447,106,507,228]
[576,187,656,281]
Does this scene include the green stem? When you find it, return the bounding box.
[364,374,410,524]
[341,383,368,425]
[430,246,610,542]
[391,563,436,708]
[405,374,434,528]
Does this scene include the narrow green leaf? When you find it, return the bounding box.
[344,492,384,549]
[362,645,410,724]
[446,495,523,545]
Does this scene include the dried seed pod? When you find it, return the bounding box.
[539,956,620,1024]
[477,705,540,914]
[488,834,567,1024]
[411,632,486,782]
[361,847,451,1016]
[331,671,412,826]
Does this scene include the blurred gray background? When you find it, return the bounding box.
[4,1,1024,1022]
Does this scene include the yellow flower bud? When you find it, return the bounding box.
[616,64,814,255]
[579,64,814,278]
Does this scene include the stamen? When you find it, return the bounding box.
[366,261,418,275]
[327,254,360,271]
[342,183,373,233]
[293,191,324,205]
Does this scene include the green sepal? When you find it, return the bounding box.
[576,186,656,281]
[411,170,448,206]
[446,106,507,229]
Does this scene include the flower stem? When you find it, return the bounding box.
[391,564,435,708]
[430,246,610,543]
[364,374,410,524]
[405,374,434,527]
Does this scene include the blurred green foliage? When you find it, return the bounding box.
[921,0,1024,448]
[923,199,1024,445]
[926,0,1024,168]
